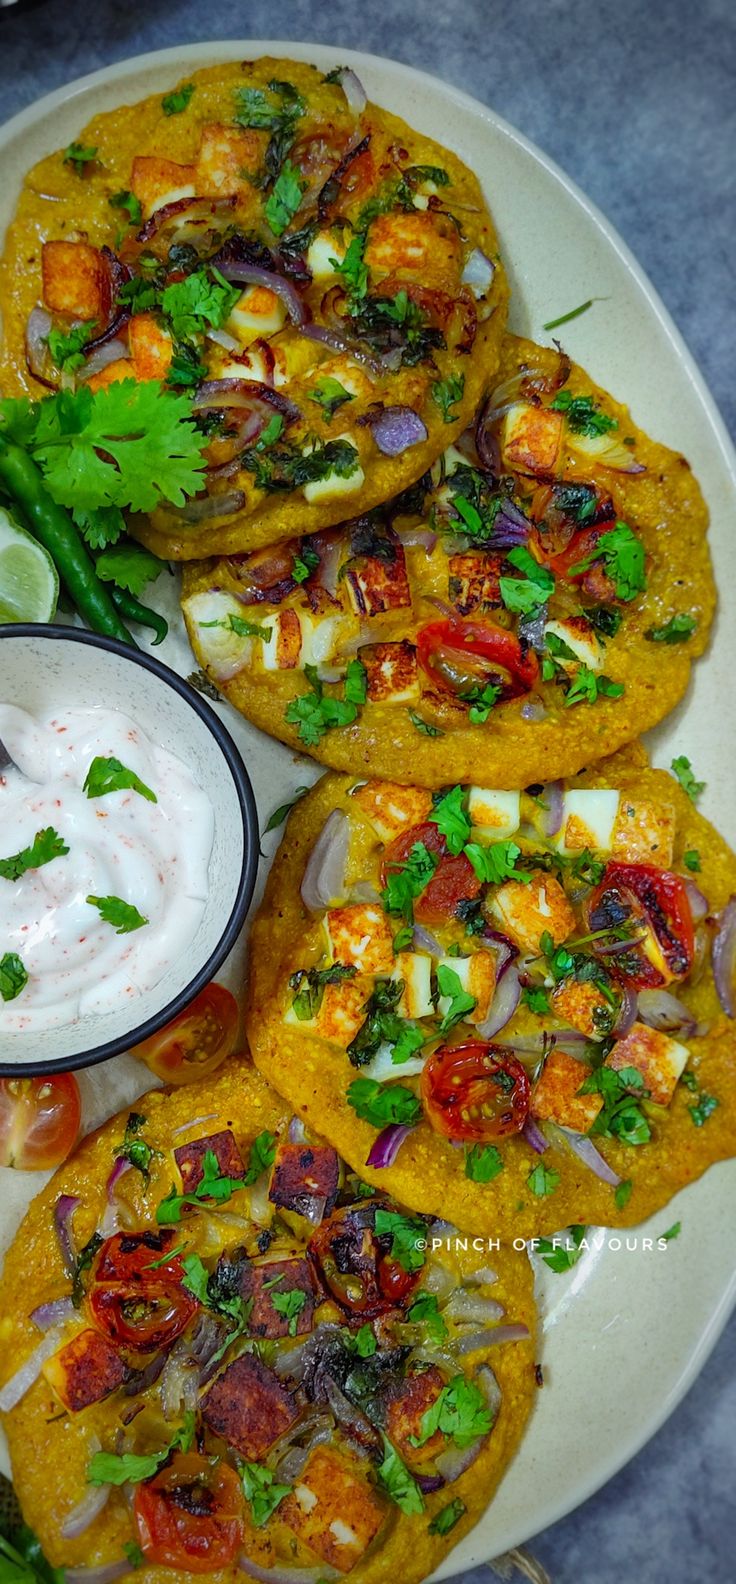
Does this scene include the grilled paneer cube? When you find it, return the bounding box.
[195,122,264,196]
[551,978,615,1039]
[467,787,521,839]
[544,616,603,673]
[269,1143,340,1217]
[360,640,420,704]
[130,155,195,215]
[448,550,503,615]
[392,951,434,1018]
[531,1048,604,1132]
[236,1256,316,1338]
[127,313,173,381]
[201,1354,297,1457]
[351,781,432,843]
[383,1365,447,1468]
[490,872,576,954]
[437,951,496,1024]
[604,1021,689,1107]
[283,975,370,1048]
[556,789,619,853]
[325,903,395,975]
[279,1445,385,1573]
[41,240,110,321]
[364,210,460,279]
[43,1328,127,1412]
[345,539,411,617]
[174,1128,245,1192]
[611,797,676,868]
[501,402,563,475]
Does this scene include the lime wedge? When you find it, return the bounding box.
[0,507,59,624]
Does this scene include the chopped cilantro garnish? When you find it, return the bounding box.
[292,543,320,583]
[116,1112,158,1180]
[330,233,369,302]
[243,1129,277,1185]
[271,1287,307,1335]
[309,374,354,419]
[86,894,147,934]
[408,711,444,737]
[157,1147,244,1224]
[536,1225,586,1271]
[659,1221,681,1242]
[382,840,439,923]
[200,612,273,641]
[63,142,97,174]
[109,189,142,227]
[83,755,156,804]
[161,269,240,342]
[527,1162,560,1197]
[466,683,501,724]
[430,785,470,855]
[431,373,465,424]
[580,1065,651,1146]
[347,1079,422,1129]
[263,785,309,834]
[614,1178,633,1210]
[564,667,625,709]
[0,826,69,882]
[464,839,530,886]
[551,389,617,437]
[88,1413,194,1486]
[429,1497,466,1535]
[437,963,476,1032]
[240,1462,292,1526]
[161,82,195,115]
[0,952,28,1003]
[412,1373,492,1448]
[671,755,705,803]
[499,545,555,615]
[683,849,701,873]
[265,159,306,236]
[522,984,550,1015]
[645,613,697,644]
[465,1143,504,1182]
[347,978,409,1067]
[688,1091,718,1126]
[377,1435,424,1513]
[406,1291,448,1343]
[285,664,361,747]
[542,299,596,332]
[569,521,646,602]
[374,1207,427,1272]
[46,320,97,374]
[289,962,356,1021]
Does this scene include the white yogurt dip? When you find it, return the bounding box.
[0,704,215,1034]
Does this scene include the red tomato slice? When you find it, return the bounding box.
[131,983,239,1084]
[308,1203,421,1315]
[587,862,694,989]
[0,1075,81,1170]
[381,820,481,925]
[421,1041,531,1141]
[135,1454,243,1572]
[416,618,539,701]
[90,1231,198,1352]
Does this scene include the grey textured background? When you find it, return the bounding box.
[0,2,734,1581]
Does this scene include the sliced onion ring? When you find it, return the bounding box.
[612,983,638,1038]
[540,781,563,838]
[80,336,129,381]
[0,1327,65,1411]
[454,1322,530,1356]
[561,1128,620,1186]
[366,1122,414,1168]
[476,962,521,1039]
[170,489,246,525]
[301,809,350,911]
[683,877,709,922]
[239,1560,338,1583]
[61,1482,111,1539]
[712,898,736,1017]
[65,1565,130,1584]
[30,1296,76,1331]
[636,987,698,1036]
[25,306,57,389]
[333,67,367,113]
[522,1116,549,1154]
[461,247,495,295]
[215,262,308,325]
[297,320,381,375]
[54,1193,80,1278]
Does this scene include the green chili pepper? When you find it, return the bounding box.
[0,438,135,645]
[111,588,169,646]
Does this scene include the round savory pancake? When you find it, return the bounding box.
[0,1057,536,1584]
[245,745,736,1239]
[0,58,507,559]
[183,335,714,787]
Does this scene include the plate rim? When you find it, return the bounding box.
[0,36,734,1566]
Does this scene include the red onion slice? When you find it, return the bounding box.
[170,489,246,524]
[476,962,521,1039]
[491,502,531,549]
[636,988,698,1037]
[445,1290,504,1325]
[80,336,129,381]
[66,1565,130,1584]
[297,320,382,375]
[521,697,548,722]
[288,1115,309,1145]
[367,406,428,457]
[540,780,563,838]
[522,1116,550,1154]
[561,1128,620,1186]
[612,984,638,1038]
[454,1322,530,1356]
[396,524,438,552]
[193,378,299,422]
[61,1482,111,1539]
[239,1559,338,1583]
[333,66,367,113]
[366,1122,414,1168]
[712,898,736,1017]
[137,193,237,245]
[0,1326,65,1411]
[683,878,709,923]
[413,923,444,957]
[54,1193,80,1278]
[461,247,495,295]
[30,1296,76,1331]
[416,1471,446,1493]
[171,1112,219,1137]
[25,306,57,389]
[301,809,350,912]
[216,262,308,325]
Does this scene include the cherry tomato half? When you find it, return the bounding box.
[381,821,481,925]
[131,983,239,1084]
[421,1041,530,1142]
[416,618,539,702]
[135,1454,243,1572]
[89,1232,198,1352]
[0,1074,81,1170]
[308,1202,421,1316]
[587,862,694,989]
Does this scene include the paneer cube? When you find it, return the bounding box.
[544,617,603,673]
[501,403,563,475]
[345,545,411,617]
[437,950,496,1024]
[182,590,253,681]
[392,951,434,1018]
[130,155,195,216]
[43,1328,127,1412]
[283,976,370,1049]
[236,1256,316,1339]
[128,312,173,381]
[604,1021,689,1107]
[448,551,503,615]
[490,872,575,954]
[468,788,521,840]
[351,780,432,843]
[303,435,365,504]
[306,229,347,281]
[280,1445,385,1573]
[552,978,614,1040]
[217,342,275,384]
[557,789,619,853]
[195,122,264,196]
[174,1128,245,1193]
[325,904,395,975]
[611,797,676,868]
[360,640,420,704]
[531,1048,604,1132]
[201,1354,297,1457]
[261,608,303,671]
[269,1143,340,1216]
[229,284,287,345]
[85,359,135,393]
[364,211,460,278]
[384,1365,447,1468]
[41,241,110,320]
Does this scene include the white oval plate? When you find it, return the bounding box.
[0,40,735,1573]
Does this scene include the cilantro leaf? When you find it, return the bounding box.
[243,1130,277,1185]
[689,1091,718,1126]
[430,785,470,855]
[167,342,208,389]
[162,82,195,115]
[109,189,142,227]
[374,1208,427,1272]
[289,962,357,1021]
[265,160,306,236]
[116,1112,158,1180]
[499,546,555,615]
[271,1287,307,1334]
[0,952,28,1003]
[564,667,625,708]
[161,269,240,342]
[347,977,406,1067]
[412,1373,492,1448]
[284,665,359,747]
[671,755,705,803]
[436,963,476,1032]
[330,234,369,302]
[536,1225,586,1272]
[351,1321,378,1356]
[123,1542,145,1569]
[431,373,465,424]
[614,1179,633,1210]
[660,1221,681,1242]
[408,711,443,737]
[569,521,646,602]
[83,756,157,805]
[200,612,273,641]
[292,543,320,583]
[157,1147,245,1225]
[0,826,69,882]
[381,840,439,922]
[347,1079,422,1129]
[406,1291,448,1344]
[46,320,97,374]
[344,658,368,705]
[263,785,310,834]
[309,374,354,419]
[683,849,701,873]
[522,985,550,1015]
[466,682,501,724]
[429,1497,466,1535]
[551,389,617,437]
[30,381,206,512]
[73,505,126,550]
[377,1435,425,1513]
[464,839,530,886]
[88,1413,194,1485]
[63,142,97,174]
[465,1143,504,1182]
[86,894,148,934]
[542,299,595,331]
[240,1462,292,1526]
[645,613,697,644]
[527,1162,560,1197]
[580,1065,651,1146]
